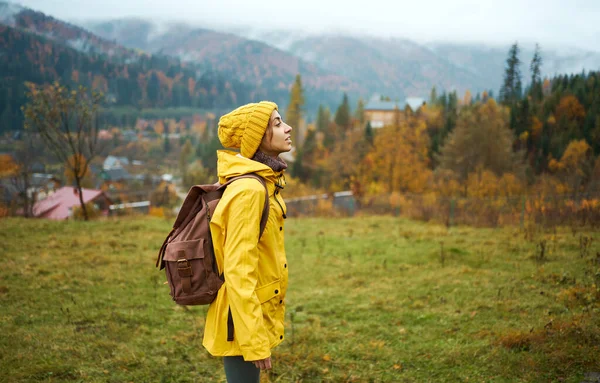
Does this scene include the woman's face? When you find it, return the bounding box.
[259,110,293,157]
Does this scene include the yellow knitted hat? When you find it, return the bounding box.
[217,101,278,158]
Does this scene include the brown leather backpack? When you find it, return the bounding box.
[155,174,269,305]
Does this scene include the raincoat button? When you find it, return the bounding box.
[275,289,279,294]
[284,264,287,268]
[279,226,282,231]
[280,335,283,340]
[279,299,283,304]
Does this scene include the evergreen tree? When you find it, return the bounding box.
[355,98,365,125]
[316,105,330,132]
[530,43,543,101]
[500,42,522,105]
[334,93,351,129]
[429,86,438,106]
[364,121,373,145]
[147,72,161,107]
[163,130,171,153]
[286,74,304,144]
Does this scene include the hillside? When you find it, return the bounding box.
[0,22,254,133]
[242,28,600,99]
[87,19,363,113]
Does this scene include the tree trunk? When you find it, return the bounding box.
[75,176,89,221]
[23,174,30,218]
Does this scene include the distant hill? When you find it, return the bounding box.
[0,4,261,133]
[0,1,139,62]
[240,28,600,99]
[87,18,364,112]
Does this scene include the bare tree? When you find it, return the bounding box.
[23,82,104,221]
[10,132,43,217]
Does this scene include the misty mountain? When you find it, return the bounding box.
[0,1,139,62]
[86,18,363,110]
[241,28,600,99]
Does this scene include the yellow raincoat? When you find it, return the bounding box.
[203,150,288,361]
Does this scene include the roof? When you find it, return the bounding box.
[405,97,426,111]
[365,100,399,111]
[365,97,426,112]
[101,167,131,181]
[33,186,110,220]
[103,155,130,170]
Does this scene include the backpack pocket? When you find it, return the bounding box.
[163,239,223,305]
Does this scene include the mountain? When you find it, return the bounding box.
[0,1,138,62]
[238,28,600,99]
[86,18,364,112]
[0,7,265,133]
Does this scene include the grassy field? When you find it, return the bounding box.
[0,216,599,382]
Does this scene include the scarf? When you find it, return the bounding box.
[252,151,288,173]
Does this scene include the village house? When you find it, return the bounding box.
[32,186,112,220]
[364,96,426,128]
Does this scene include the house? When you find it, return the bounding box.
[103,155,130,170]
[32,186,112,220]
[101,167,131,182]
[364,96,426,128]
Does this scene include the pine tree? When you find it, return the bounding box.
[286,74,304,144]
[163,130,171,153]
[334,93,351,129]
[147,72,161,107]
[530,43,543,101]
[316,105,330,132]
[355,98,365,125]
[500,42,522,105]
[429,86,438,106]
[364,121,373,145]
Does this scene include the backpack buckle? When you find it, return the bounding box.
[177,259,193,277]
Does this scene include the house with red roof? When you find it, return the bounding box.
[32,187,112,220]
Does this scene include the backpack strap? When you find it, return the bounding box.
[225,173,270,239]
[155,174,270,270]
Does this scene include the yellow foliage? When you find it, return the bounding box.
[555,95,586,123]
[148,207,165,218]
[530,117,543,138]
[560,140,591,176]
[467,169,500,198]
[498,173,524,197]
[154,120,165,135]
[64,154,92,187]
[519,131,529,143]
[548,158,564,173]
[0,154,19,178]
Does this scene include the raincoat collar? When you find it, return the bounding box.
[216,150,286,192]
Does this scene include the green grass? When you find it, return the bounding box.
[0,216,599,382]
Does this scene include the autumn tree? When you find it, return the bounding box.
[548,139,593,195]
[364,115,432,194]
[23,82,104,221]
[437,99,519,194]
[1,132,43,217]
[286,74,304,145]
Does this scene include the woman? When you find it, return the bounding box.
[203,101,293,382]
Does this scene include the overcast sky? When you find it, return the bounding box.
[14,0,600,51]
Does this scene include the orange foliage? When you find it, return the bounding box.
[0,154,19,178]
[555,95,585,123]
[154,120,165,135]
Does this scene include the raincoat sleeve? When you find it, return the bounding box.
[221,179,270,361]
